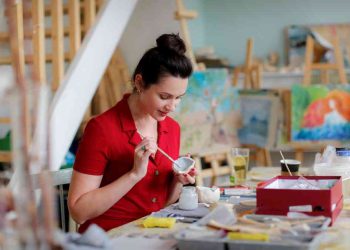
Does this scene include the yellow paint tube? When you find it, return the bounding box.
[227,232,269,242]
[142,217,176,228]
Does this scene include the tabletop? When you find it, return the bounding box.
[107,166,350,249]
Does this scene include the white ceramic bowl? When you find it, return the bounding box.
[172,156,195,174]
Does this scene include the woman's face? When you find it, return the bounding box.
[140,75,188,121]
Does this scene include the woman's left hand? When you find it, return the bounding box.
[175,167,197,185]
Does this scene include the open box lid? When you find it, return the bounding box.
[265,178,337,190]
[258,176,342,191]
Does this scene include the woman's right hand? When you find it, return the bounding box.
[130,137,157,180]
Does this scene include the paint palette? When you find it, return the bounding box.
[173,157,195,174]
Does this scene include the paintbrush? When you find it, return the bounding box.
[138,131,182,169]
[279,150,318,188]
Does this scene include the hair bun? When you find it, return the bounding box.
[156,33,186,55]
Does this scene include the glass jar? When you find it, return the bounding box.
[179,186,198,210]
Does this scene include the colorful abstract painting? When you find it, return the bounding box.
[238,91,279,148]
[292,84,350,141]
[171,69,240,155]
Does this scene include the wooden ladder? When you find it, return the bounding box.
[0,0,130,162]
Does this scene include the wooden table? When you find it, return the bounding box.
[108,166,350,249]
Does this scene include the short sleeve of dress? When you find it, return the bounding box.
[73,118,108,175]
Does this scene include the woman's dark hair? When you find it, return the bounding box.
[132,33,193,89]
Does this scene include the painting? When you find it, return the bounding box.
[238,91,279,148]
[292,84,350,141]
[286,24,350,68]
[171,68,241,155]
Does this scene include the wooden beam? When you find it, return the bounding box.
[107,60,122,102]
[303,36,313,85]
[8,0,25,82]
[175,0,197,68]
[311,63,338,70]
[0,52,71,65]
[0,27,77,42]
[0,117,11,124]
[68,0,81,59]
[0,151,12,163]
[84,0,96,34]
[5,3,75,17]
[244,38,253,89]
[51,0,65,91]
[0,32,9,42]
[32,0,46,83]
[174,10,198,20]
[333,37,348,84]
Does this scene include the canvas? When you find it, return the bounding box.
[171,68,240,155]
[238,91,279,148]
[292,84,350,141]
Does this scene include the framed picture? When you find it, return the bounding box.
[238,92,279,148]
[172,68,241,155]
[292,84,350,141]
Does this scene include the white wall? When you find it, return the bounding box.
[119,0,181,73]
[188,0,350,66]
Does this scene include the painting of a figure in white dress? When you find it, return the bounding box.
[292,84,350,141]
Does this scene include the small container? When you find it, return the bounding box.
[179,186,198,210]
[336,147,350,157]
[280,159,300,176]
[173,157,195,174]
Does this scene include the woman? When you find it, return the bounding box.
[68,33,196,233]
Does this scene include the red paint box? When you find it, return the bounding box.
[256,176,343,225]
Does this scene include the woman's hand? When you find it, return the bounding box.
[175,166,197,185]
[130,137,157,180]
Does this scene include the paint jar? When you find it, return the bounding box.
[179,186,198,210]
[280,159,300,176]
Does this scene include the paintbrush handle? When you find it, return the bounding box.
[156,146,174,162]
[138,131,180,167]
[156,146,181,168]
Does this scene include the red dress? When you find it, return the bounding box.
[73,94,180,233]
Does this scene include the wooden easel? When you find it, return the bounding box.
[231,38,271,166]
[303,36,347,85]
[193,146,234,187]
[241,144,272,167]
[174,0,206,71]
[291,35,347,162]
[232,38,262,89]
